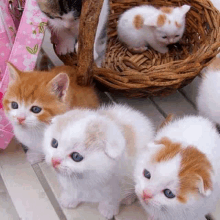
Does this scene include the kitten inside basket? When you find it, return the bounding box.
[36,0,109,67]
[117,4,191,53]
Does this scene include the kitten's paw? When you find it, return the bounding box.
[74,42,78,54]
[59,193,80,209]
[26,151,44,165]
[55,39,75,55]
[121,194,137,205]
[98,202,119,219]
[157,47,169,54]
[59,197,80,209]
[128,46,148,53]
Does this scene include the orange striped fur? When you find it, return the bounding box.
[153,137,213,203]
[3,63,99,124]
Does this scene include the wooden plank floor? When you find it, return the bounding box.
[1,79,220,219]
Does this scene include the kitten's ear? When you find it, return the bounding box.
[105,140,125,159]
[7,62,20,82]
[104,126,125,159]
[48,73,69,101]
[196,174,212,197]
[179,5,191,16]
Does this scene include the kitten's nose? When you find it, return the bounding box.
[52,158,61,168]
[17,117,25,124]
[64,23,71,29]
[143,190,153,200]
[169,39,174,44]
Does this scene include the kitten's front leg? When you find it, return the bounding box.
[98,200,120,219]
[59,190,81,209]
[150,42,168,54]
[51,29,76,55]
[26,149,44,165]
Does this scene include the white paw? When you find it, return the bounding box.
[121,194,137,205]
[55,39,75,55]
[157,47,168,54]
[74,42,78,54]
[26,151,44,165]
[59,194,80,209]
[128,46,148,53]
[98,202,119,219]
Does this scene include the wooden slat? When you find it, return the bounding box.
[152,91,197,116]
[115,201,148,220]
[0,139,60,220]
[112,95,165,128]
[39,163,106,220]
[179,77,201,108]
[0,175,19,220]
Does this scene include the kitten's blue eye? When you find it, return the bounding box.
[164,189,175,199]
[175,35,179,37]
[71,152,83,162]
[162,36,167,39]
[31,106,42,114]
[51,138,58,148]
[143,169,151,179]
[11,102,18,109]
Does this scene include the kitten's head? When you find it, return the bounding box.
[144,5,191,45]
[37,0,82,29]
[43,109,126,183]
[134,137,213,214]
[3,63,69,129]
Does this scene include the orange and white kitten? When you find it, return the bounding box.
[117,5,190,53]
[135,116,220,220]
[3,63,99,164]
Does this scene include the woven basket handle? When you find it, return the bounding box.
[77,0,104,86]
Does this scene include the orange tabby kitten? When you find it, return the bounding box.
[3,63,99,164]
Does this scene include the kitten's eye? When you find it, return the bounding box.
[162,36,167,39]
[143,169,151,179]
[51,138,58,148]
[163,189,175,199]
[43,12,54,19]
[71,152,83,162]
[30,106,42,114]
[11,102,18,109]
[175,35,180,37]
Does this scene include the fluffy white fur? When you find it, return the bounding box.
[197,69,220,125]
[49,0,109,67]
[43,104,154,219]
[117,5,190,53]
[134,116,220,220]
[5,101,46,164]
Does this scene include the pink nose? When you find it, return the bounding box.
[143,190,153,200]
[52,158,61,168]
[17,117,25,124]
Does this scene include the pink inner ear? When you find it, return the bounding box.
[51,73,69,99]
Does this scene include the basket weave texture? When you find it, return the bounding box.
[57,0,220,98]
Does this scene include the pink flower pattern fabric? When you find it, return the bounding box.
[0,0,48,149]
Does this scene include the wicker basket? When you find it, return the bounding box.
[56,0,220,98]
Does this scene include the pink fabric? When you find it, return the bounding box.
[0,0,16,80]
[0,0,48,149]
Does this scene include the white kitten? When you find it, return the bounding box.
[43,104,155,219]
[117,5,190,53]
[134,116,220,220]
[197,69,220,125]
